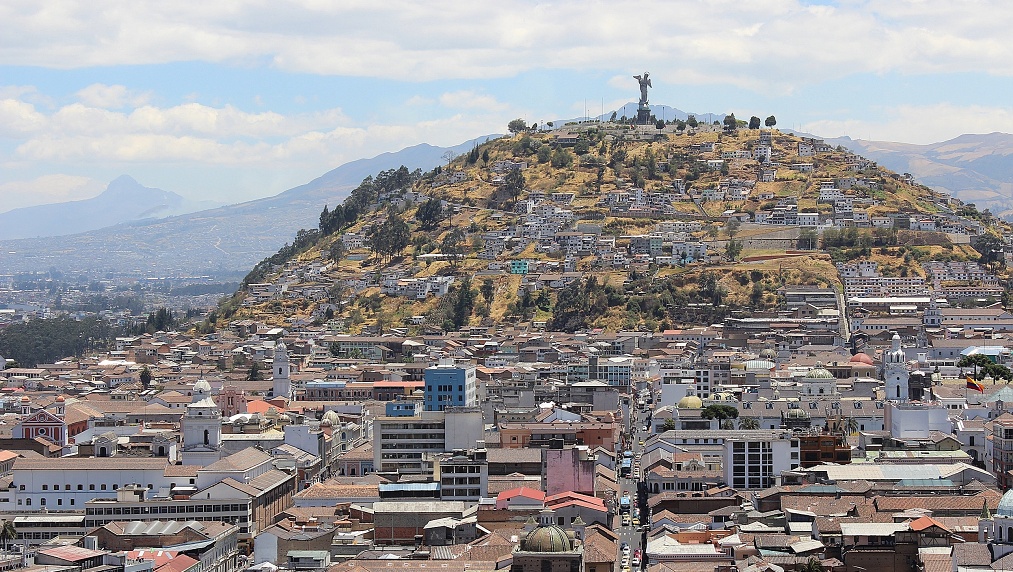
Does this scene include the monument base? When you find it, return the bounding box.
[636,106,652,125]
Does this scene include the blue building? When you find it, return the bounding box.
[424,359,477,411]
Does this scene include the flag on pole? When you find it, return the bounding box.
[966,376,985,393]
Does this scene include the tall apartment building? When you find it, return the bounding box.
[372,407,483,474]
[424,359,477,412]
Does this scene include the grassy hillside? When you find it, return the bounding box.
[205,123,997,334]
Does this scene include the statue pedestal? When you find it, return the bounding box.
[636,106,651,125]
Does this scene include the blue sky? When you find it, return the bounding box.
[3,0,1013,210]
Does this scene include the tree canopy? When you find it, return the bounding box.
[507,118,528,134]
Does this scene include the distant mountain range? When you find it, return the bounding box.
[0,136,500,276]
[557,103,726,125]
[825,133,1013,219]
[0,176,222,240]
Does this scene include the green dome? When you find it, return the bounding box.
[522,525,572,552]
[677,395,703,409]
[805,365,834,380]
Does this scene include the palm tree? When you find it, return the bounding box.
[800,557,825,572]
[738,417,759,430]
[0,520,16,553]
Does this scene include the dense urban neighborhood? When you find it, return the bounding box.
[3,119,1013,572]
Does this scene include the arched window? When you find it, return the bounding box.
[204,430,209,446]
[24,498,30,506]
[157,446,166,456]
[99,446,108,457]
[40,498,46,506]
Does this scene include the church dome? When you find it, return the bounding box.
[193,379,212,395]
[522,525,572,552]
[786,408,810,420]
[805,364,835,380]
[322,410,340,426]
[759,349,777,360]
[55,396,65,403]
[996,489,1013,517]
[677,395,703,409]
[850,352,875,365]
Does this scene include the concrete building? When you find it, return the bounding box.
[424,359,477,412]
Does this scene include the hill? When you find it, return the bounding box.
[825,132,1013,220]
[209,121,987,335]
[0,175,221,240]
[0,137,496,276]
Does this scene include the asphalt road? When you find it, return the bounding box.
[616,393,648,571]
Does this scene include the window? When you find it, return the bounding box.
[41,485,47,491]
[89,484,95,491]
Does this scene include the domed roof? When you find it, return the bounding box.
[786,408,810,420]
[997,489,1013,518]
[55,395,65,402]
[522,525,572,552]
[805,364,835,380]
[850,352,875,365]
[759,349,777,359]
[322,410,340,426]
[20,395,29,403]
[193,379,212,395]
[677,395,703,409]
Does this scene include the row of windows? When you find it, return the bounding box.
[86,503,248,515]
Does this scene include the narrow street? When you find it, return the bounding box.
[616,390,649,571]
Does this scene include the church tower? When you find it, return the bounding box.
[884,332,909,401]
[273,342,291,401]
[181,379,222,466]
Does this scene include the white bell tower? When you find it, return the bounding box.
[273,342,291,401]
[884,333,909,402]
[181,379,222,466]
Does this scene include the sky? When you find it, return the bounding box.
[4,0,1013,210]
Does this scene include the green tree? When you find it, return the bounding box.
[798,228,818,250]
[139,365,152,390]
[574,137,590,155]
[504,167,526,199]
[765,115,777,128]
[329,240,346,262]
[686,115,698,128]
[738,417,759,430]
[451,276,476,330]
[480,278,495,304]
[723,113,738,132]
[701,404,739,421]
[247,361,262,381]
[537,144,552,163]
[416,197,446,230]
[800,557,825,572]
[655,119,666,129]
[0,520,14,553]
[725,239,743,260]
[550,147,574,168]
[748,116,761,129]
[441,228,466,267]
[662,418,676,431]
[975,231,1006,273]
[507,118,528,134]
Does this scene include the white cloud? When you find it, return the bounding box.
[804,103,1013,145]
[76,83,152,109]
[4,0,1013,88]
[0,174,104,212]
